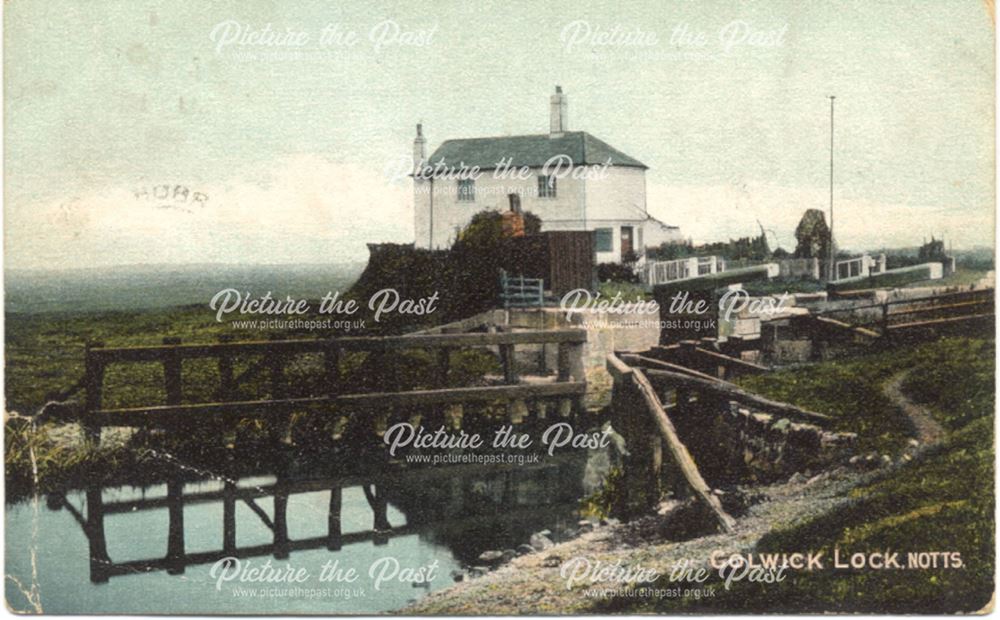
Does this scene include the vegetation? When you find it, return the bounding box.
[595,280,650,302]
[652,337,994,613]
[4,302,503,502]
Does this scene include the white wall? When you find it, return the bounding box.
[413,163,657,266]
[642,219,684,249]
[413,168,586,249]
[583,166,647,221]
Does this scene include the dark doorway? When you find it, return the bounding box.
[620,226,634,257]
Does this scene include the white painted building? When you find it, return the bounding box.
[412,86,682,263]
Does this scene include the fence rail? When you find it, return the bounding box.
[78,328,588,438]
[499,270,544,308]
[810,288,994,335]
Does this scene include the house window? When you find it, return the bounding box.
[595,228,613,252]
[537,175,557,198]
[457,179,475,202]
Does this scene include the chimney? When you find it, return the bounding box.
[550,86,567,137]
[413,123,427,172]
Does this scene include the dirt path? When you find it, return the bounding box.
[403,468,871,615]
[882,370,946,446]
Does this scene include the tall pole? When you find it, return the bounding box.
[828,95,835,281]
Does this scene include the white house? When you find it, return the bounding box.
[412,86,682,263]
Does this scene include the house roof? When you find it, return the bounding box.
[425,131,648,171]
[646,215,679,230]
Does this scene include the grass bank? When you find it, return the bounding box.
[653,336,995,613]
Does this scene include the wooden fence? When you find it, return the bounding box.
[499,270,544,308]
[811,288,994,339]
[78,329,587,441]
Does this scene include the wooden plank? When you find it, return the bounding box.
[813,316,882,339]
[605,352,634,383]
[888,298,992,317]
[642,368,832,425]
[88,329,588,363]
[88,382,588,427]
[693,347,770,373]
[629,368,736,533]
[621,353,723,384]
[887,312,994,331]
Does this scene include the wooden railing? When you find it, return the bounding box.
[811,288,994,336]
[79,329,587,439]
[638,339,770,381]
[499,269,544,308]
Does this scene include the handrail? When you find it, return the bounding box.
[87,329,587,364]
[812,288,992,319]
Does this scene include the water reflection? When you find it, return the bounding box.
[40,453,600,594]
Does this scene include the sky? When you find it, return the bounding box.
[4,0,995,270]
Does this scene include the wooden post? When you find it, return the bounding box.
[83,342,105,446]
[223,479,236,554]
[166,477,185,574]
[557,342,571,382]
[218,335,235,400]
[216,335,235,443]
[499,344,518,384]
[162,337,183,405]
[437,348,451,388]
[268,336,289,444]
[85,485,110,583]
[325,341,341,395]
[273,479,290,559]
[327,486,343,551]
[630,368,736,533]
[364,484,391,545]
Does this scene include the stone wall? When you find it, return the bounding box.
[671,397,856,485]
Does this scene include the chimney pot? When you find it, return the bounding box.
[550,87,567,136]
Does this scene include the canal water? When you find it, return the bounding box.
[6,451,609,614]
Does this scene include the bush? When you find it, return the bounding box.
[596,262,639,283]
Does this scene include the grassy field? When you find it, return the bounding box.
[653,337,995,613]
[733,340,994,454]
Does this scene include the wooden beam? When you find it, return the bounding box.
[642,368,832,425]
[887,312,994,331]
[629,368,736,533]
[813,315,881,339]
[692,347,770,373]
[620,353,723,384]
[605,353,634,383]
[88,382,587,427]
[88,329,588,364]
